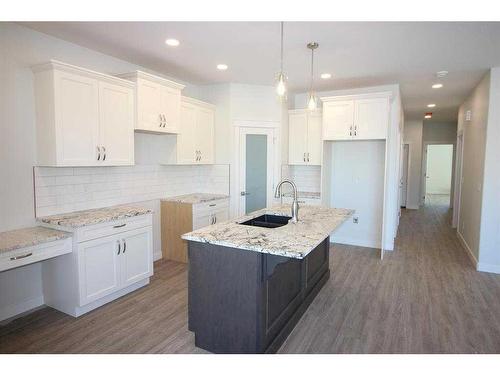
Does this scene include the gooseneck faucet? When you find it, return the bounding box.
[274,179,299,223]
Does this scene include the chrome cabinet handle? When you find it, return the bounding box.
[303,153,306,162]
[349,125,353,137]
[102,146,106,161]
[10,252,33,261]
[214,215,217,224]
[123,239,126,253]
[163,114,167,128]
[113,223,126,228]
[117,240,121,255]
[354,125,357,136]
[159,114,163,127]
[307,152,310,162]
[97,146,101,161]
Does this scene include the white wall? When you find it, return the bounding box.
[0,22,219,321]
[402,120,423,209]
[477,67,500,273]
[425,145,454,194]
[329,141,386,249]
[457,73,489,265]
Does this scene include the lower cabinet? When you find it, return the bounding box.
[42,214,153,317]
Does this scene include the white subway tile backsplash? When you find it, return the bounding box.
[34,164,230,217]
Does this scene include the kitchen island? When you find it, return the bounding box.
[182,204,353,353]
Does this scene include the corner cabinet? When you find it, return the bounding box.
[176,97,215,164]
[118,71,185,134]
[322,93,391,141]
[288,110,322,165]
[32,60,135,167]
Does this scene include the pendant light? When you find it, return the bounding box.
[307,42,319,111]
[276,22,287,99]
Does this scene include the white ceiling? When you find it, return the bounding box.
[21,22,500,121]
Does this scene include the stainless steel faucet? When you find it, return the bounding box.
[274,179,299,223]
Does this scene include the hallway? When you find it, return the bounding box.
[2,203,500,353]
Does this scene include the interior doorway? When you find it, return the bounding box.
[237,127,276,216]
[400,143,409,208]
[422,143,454,208]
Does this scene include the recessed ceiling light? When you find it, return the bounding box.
[320,73,332,79]
[217,64,228,71]
[432,83,443,89]
[427,104,436,108]
[165,38,180,47]
[424,115,432,119]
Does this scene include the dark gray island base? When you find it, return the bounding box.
[187,237,330,354]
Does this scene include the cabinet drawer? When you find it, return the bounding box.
[192,199,229,217]
[0,237,72,272]
[76,214,153,243]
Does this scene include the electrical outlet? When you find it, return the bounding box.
[353,217,359,224]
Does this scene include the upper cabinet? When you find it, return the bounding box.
[118,71,185,134]
[322,93,391,141]
[33,60,134,167]
[176,97,215,164]
[288,110,322,165]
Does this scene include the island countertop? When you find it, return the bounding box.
[182,205,353,259]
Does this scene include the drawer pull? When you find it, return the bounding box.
[10,252,33,261]
[209,203,216,207]
[113,223,126,228]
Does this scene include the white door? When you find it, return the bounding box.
[238,127,275,215]
[161,86,181,133]
[400,144,409,207]
[177,102,197,164]
[288,112,308,164]
[196,107,215,164]
[55,71,99,166]
[425,144,454,198]
[78,234,120,304]
[98,82,134,166]
[136,79,163,132]
[121,227,153,288]
[307,111,322,165]
[354,98,389,140]
[323,100,354,140]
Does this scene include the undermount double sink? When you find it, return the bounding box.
[239,214,292,229]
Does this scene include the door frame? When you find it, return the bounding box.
[452,132,464,228]
[400,142,410,208]
[233,122,281,217]
[421,141,456,206]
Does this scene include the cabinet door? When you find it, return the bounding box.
[213,208,229,224]
[137,79,163,132]
[55,71,99,166]
[177,102,197,163]
[193,213,213,230]
[322,100,354,140]
[162,86,181,133]
[98,82,134,166]
[195,107,215,164]
[354,98,389,140]
[120,227,153,288]
[78,234,120,305]
[306,111,322,165]
[288,112,308,165]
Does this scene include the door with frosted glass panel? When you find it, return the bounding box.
[238,128,275,215]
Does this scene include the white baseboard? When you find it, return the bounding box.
[405,205,420,210]
[0,295,44,322]
[457,230,478,267]
[477,263,500,274]
[153,250,162,262]
[330,236,381,250]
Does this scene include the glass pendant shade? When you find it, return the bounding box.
[276,72,287,97]
[307,93,317,111]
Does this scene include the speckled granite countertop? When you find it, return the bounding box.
[182,205,353,259]
[38,204,152,228]
[162,193,229,205]
[283,191,321,199]
[0,227,71,254]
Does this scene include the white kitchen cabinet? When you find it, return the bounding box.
[42,214,153,317]
[118,71,185,134]
[322,93,390,141]
[176,97,215,164]
[288,110,322,165]
[32,60,135,166]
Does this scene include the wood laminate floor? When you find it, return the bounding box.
[2,196,500,353]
